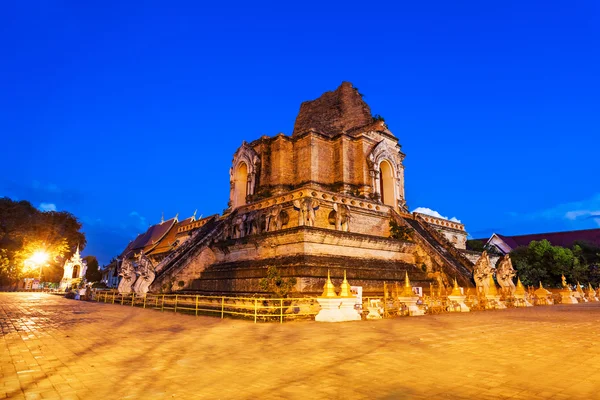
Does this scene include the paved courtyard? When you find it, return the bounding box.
[2,293,600,400]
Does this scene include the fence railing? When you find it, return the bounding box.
[93,292,320,323]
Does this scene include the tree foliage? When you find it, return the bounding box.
[0,197,87,285]
[466,239,485,252]
[84,255,101,282]
[259,266,297,298]
[510,239,596,287]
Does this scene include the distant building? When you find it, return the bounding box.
[100,260,119,288]
[479,228,600,255]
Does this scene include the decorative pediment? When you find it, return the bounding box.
[230,141,260,180]
[368,140,401,173]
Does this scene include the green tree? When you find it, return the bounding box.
[259,266,297,298]
[510,240,585,287]
[466,240,485,252]
[0,197,86,285]
[572,241,600,286]
[84,255,102,282]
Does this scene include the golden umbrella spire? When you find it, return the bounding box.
[339,270,352,297]
[321,270,338,297]
[515,277,526,295]
[450,277,462,296]
[400,271,414,297]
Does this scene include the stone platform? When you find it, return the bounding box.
[2,292,600,399]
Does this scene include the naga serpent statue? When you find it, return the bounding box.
[496,254,516,295]
[132,252,156,294]
[117,256,137,294]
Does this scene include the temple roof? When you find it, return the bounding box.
[122,217,178,256]
[292,82,376,137]
[479,228,600,250]
[149,217,195,255]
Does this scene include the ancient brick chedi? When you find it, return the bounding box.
[116,82,474,295]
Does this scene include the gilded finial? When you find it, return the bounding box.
[192,209,197,221]
[321,270,338,297]
[339,270,352,297]
[400,271,414,297]
[450,278,462,296]
[515,277,526,295]
[161,211,164,224]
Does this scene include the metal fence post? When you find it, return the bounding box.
[195,295,199,317]
[254,298,258,324]
[131,293,135,306]
[161,294,165,312]
[121,294,124,305]
[155,295,159,309]
[174,295,178,313]
[221,296,224,319]
[112,292,115,304]
[143,295,147,309]
[280,299,283,324]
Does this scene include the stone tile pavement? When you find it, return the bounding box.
[2,293,600,399]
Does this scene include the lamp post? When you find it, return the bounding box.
[25,251,49,289]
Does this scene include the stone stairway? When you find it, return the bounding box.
[391,210,474,287]
[151,215,229,288]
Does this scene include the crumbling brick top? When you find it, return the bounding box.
[292,82,374,137]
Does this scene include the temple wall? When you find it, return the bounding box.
[214,228,415,265]
[237,189,392,236]
[249,131,402,198]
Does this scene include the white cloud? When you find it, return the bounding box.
[39,202,57,212]
[412,207,461,223]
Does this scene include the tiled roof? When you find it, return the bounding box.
[149,217,194,255]
[126,218,178,255]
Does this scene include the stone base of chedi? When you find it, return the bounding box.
[315,271,361,322]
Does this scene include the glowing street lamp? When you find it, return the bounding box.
[24,250,49,281]
[30,251,49,265]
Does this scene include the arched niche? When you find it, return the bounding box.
[233,162,248,208]
[368,140,405,210]
[379,160,396,207]
[229,142,260,209]
[72,265,80,279]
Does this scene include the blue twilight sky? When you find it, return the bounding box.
[1,1,599,265]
